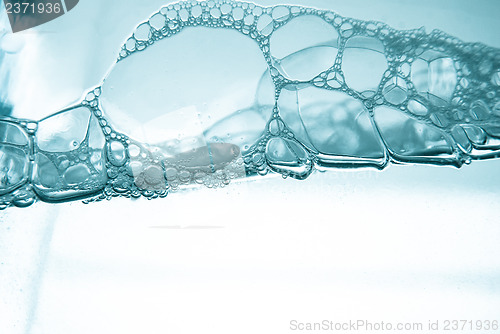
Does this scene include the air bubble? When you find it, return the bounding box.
[232,7,244,20]
[268,118,285,135]
[144,166,164,185]
[178,170,191,183]
[272,6,290,22]
[149,13,166,30]
[220,3,232,14]
[383,76,409,105]
[469,101,491,120]
[326,72,343,88]
[191,5,202,18]
[166,10,177,20]
[63,164,91,185]
[342,36,387,92]
[85,92,95,101]
[407,99,428,116]
[244,15,254,25]
[479,60,493,75]
[252,6,263,16]
[26,122,37,133]
[257,14,274,36]
[399,63,411,77]
[492,70,500,86]
[179,8,189,21]
[134,23,152,42]
[128,144,140,157]
[493,101,500,116]
[462,125,487,145]
[460,77,469,88]
[125,38,136,52]
[340,21,354,38]
[108,140,126,166]
[210,8,221,18]
[430,113,449,128]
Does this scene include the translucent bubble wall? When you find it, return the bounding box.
[0,0,499,209]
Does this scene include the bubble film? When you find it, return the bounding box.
[1,0,499,209]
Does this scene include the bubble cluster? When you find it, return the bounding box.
[0,0,499,209]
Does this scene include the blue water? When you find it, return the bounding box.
[1,0,499,209]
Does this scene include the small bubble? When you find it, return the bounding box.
[399,63,411,77]
[26,122,37,132]
[134,23,152,41]
[210,8,221,18]
[492,70,500,86]
[85,92,95,101]
[220,3,232,15]
[244,14,254,25]
[149,13,166,30]
[479,60,493,75]
[166,10,177,20]
[125,38,136,52]
[272,6,290,22]
[252,6,263,16]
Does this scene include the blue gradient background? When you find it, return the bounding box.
[0,1,499,333]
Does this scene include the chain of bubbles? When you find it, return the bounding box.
[1,0,499,209]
